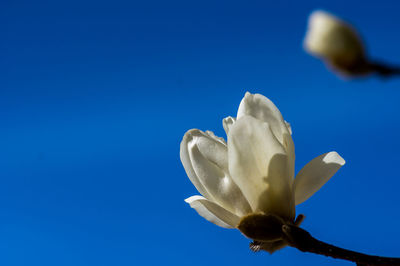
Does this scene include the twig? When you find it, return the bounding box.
[238,213,400,265]
[281,224,400,266]
[369,61,400,78]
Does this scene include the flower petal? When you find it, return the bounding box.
[222,116,236,136]
[180,130,213,201]
[185,196,240,228]
[294,151,345,205]
[284,121,292,135]
[236,93,296,180]
[180,129,252,216]
[237,92,290,146]
[228,116,295,220]
[205,130,226,145]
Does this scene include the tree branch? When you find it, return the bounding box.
[238,213,400,265]
[281,224,400,266]
[369,61,400,78]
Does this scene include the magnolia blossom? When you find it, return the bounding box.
[304,10,368,76]
[181,92,345,232]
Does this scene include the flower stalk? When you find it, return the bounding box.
[282,224,400,266]
[238,213,400,265]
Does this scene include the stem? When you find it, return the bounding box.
[369,61,400,78]
[281,224,400,266]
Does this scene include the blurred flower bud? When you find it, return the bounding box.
[304,10,371,77]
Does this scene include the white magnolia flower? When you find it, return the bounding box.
[181,92,345,232]
[304,10,368,76]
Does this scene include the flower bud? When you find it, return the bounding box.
[304,11,371,76]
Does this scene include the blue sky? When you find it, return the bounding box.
[1,0,400,265]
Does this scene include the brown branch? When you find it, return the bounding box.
[369,61,400,78]
[238,213,400,265]
[281,224,400,266]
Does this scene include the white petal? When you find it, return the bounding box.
[237,92,290,146]
[294,151,345,205]
[228,116,295,220]
[283,130,295,183]
[205,130,226,145]
[284,121,292,135]
[185,196,240,228]
[222,116,236,136]
[236,93,295,178]
[180,129,252,216]
[181,130,213,201]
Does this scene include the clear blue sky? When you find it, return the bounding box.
[1,0,400,265]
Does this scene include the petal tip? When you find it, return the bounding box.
[181,129,197,144]
[223,116,235,123]
[323,151,345,166]
[184,195,204,205]
[222,116,236,135]
[183,128,201,138]
[309,10,332,20]
[180,129,204,151]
